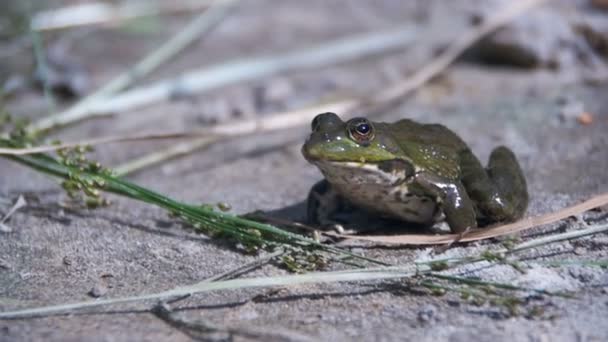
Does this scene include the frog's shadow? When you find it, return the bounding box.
[263,200,435,235]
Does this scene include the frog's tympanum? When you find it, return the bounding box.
[302,112,528,234]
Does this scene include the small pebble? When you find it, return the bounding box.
[216,202,232,212]
[62,256,74,266]
[0,259,11,270]
[88,283,108,298]
[577,112,594,125]
[417,304,437,323]
[592,0,608,10]
[573,246,587,256]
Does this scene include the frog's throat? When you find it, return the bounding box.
[311,160,409,186]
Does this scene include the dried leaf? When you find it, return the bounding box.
[330,193,608,245]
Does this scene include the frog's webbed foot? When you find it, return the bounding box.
[459,146,529,225]
[486,146,529,220]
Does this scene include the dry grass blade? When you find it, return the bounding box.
[31,0,220,32]
[110,0,550,174]
[331,192,608,245]
[27,0,239,134]
[2,0,547,158]
[113,137,218,176]
[27,25,418,133]
[371,0,549,106]
[0,132,204,155]
[0,267,417,319]
[0,98,359,156]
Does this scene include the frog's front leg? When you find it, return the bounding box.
[414,174,477,234]
[306,179,355,234]
[459,146,528,222]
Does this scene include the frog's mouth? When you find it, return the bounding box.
[311,160,411,186]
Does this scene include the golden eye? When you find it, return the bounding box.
[347,118,374,144]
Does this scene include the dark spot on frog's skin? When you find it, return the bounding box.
[405,193,414,198]
[420,198,431,203]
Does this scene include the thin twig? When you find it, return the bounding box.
[28,0,239,134]
[201,250,285,283]
[0,195,27,233]
[158,250,285,307]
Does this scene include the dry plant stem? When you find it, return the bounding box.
[0,196,26,224]
[420,223,608,268]
[91,0,547,122]
[0,99,358,156]
[199,250,285,283]
[114,137,218,176]
[28,0,239,134]
[31,0,222,32]
[0,268,419,319]
[2,221,604,319]
[105,0,549,175]
[510,222,608,253]
[112,99,359,174]
[6,0,546,167]
[28,25,418,133]
[332,192,608,245]
[157,251,284,307]
[371,0,549,106]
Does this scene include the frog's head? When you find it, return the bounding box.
[302,112,401,164]
[302,112,413,186]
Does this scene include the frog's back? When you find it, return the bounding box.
[382,119,468,180]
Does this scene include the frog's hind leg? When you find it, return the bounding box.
[459,146,529,223]
[486,146,528,219]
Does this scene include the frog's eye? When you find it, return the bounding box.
[347,118,375,144]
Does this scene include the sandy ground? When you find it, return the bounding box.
[1,1,608,341]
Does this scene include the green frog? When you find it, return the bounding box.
[302,112,528,234]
